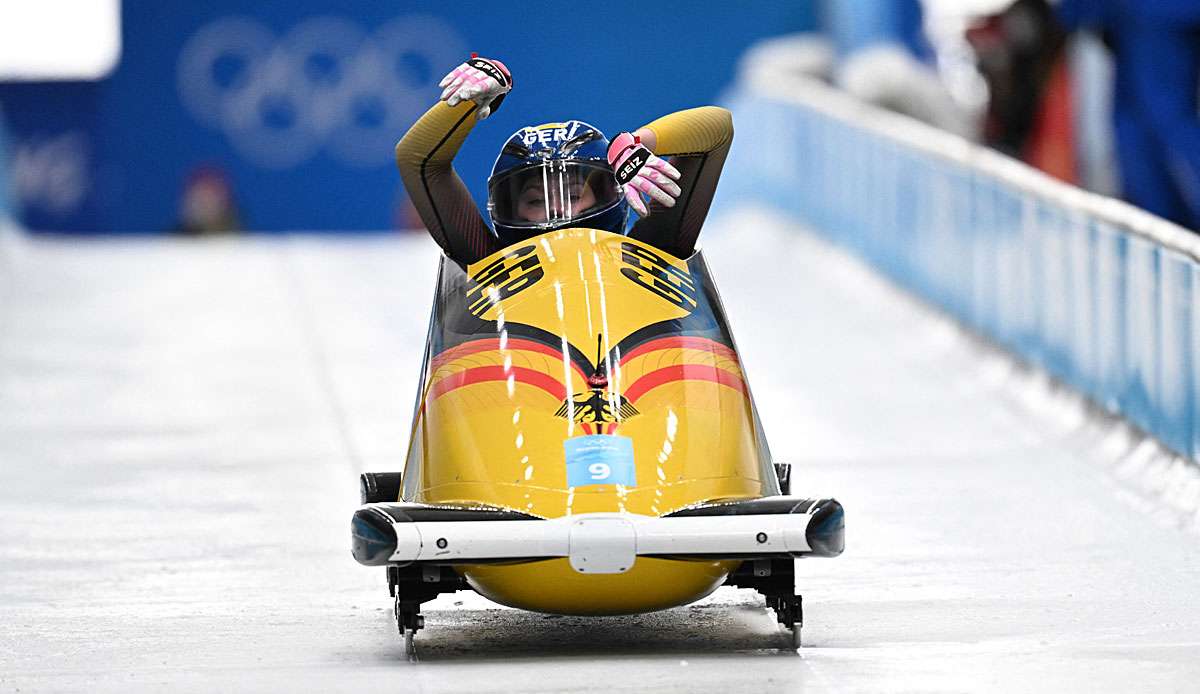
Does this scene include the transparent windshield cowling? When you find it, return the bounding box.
[488,161,621,230]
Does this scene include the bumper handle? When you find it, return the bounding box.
[351,497,844,569]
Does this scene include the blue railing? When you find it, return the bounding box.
[723,66,1200,462]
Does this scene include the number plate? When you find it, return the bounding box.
[563,435,636,487]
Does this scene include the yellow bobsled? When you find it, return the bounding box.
[351,228,843,650]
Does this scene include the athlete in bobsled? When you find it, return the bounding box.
[352,56,844,654]
[394,55,727,262]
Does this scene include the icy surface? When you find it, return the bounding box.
[3,209,1200,692]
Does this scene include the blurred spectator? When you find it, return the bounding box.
[969,0,1200,229]
[0,102,11,223]
[175,165,241,235]
[1056,0,1200,229]
[966,0,1074,180]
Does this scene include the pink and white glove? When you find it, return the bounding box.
[438,55,512,120]
[606,132,682,217]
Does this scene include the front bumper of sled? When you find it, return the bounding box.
[351,496,844,573]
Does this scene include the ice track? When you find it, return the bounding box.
[3,208,1200,692]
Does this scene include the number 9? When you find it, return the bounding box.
[588,462,611,480]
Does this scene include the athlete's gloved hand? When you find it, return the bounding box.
[438,55,512,120]
[606,132,682,218]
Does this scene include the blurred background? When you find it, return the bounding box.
[2,0,817,234]
[2,0,1192,236]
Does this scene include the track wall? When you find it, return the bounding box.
[722,63,1200,463]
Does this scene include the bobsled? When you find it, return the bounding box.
[351,228,844,650]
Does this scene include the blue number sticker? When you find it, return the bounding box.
[564,435,636,487]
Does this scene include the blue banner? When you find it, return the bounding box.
[0,1,814,233]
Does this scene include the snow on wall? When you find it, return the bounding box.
[723,59,1200,469]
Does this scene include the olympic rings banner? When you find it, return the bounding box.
[0,2,814,233]
[176,15,467,171]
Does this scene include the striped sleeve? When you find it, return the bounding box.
[395,101,500,264]
[628,106,734,258]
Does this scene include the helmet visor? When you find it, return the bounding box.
[489,161,621,229]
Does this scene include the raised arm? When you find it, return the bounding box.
[394,57,513,265]
[637,106,734,158]
[625,106,734,258]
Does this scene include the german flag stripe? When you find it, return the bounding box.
[429,365,568,400]
[618,336,739,365]
[431,337,587,380]
[624,364,746,404]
